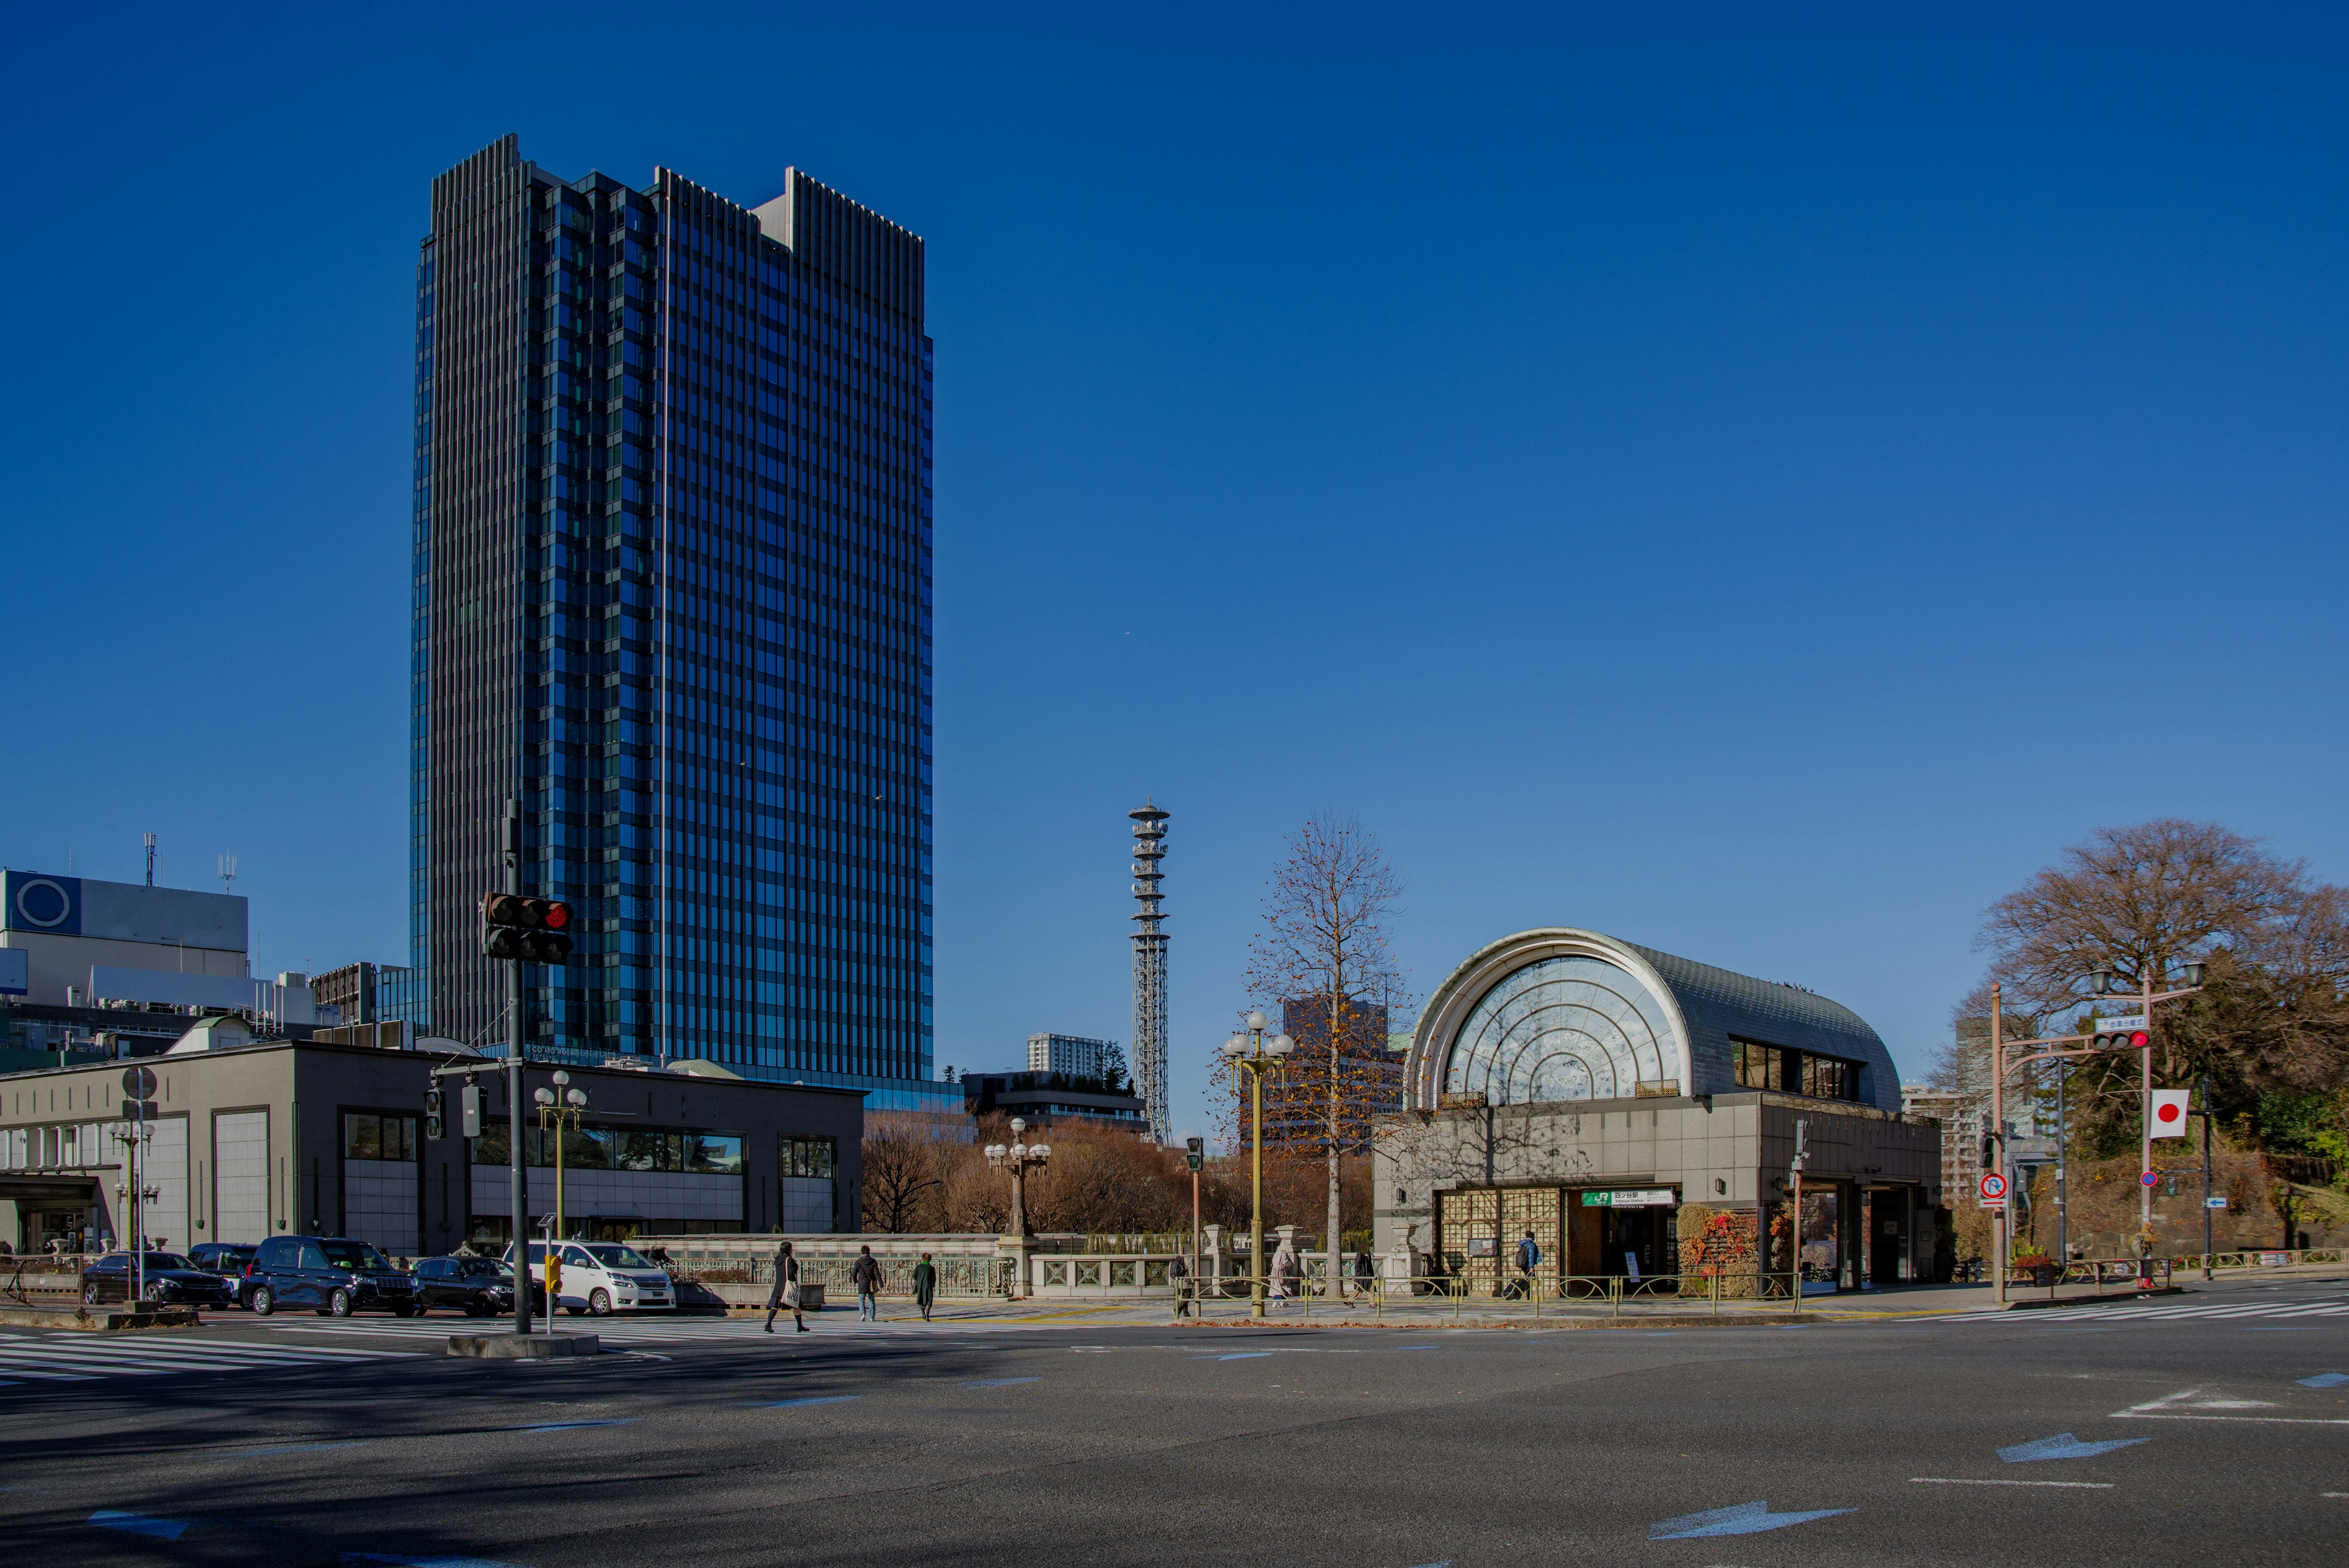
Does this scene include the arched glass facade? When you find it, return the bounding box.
[1442,954,1682,1105]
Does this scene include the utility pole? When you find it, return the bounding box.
[505,800,530,1338]
[143,833,155,888]
[2199,1064,2215,1280]
[2054,1063,2068,1268]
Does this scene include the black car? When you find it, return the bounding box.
[242,1235,421,1318]
[80,1252,239,1309]
[188,1243,258,1287]
[412,1255,545,1317]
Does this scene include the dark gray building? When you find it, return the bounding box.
[0,1041,864,1255]
[1378,927,1941,1293]
[413,136,944,1110]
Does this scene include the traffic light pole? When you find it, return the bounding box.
[505,800,530,1339]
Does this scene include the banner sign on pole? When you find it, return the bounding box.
[2150,1088,2191,1137]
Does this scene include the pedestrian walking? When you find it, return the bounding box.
[763,1240,806,1333]
[1508,1229,1540,1301]
[852,1244,883,1321]
[912,1252,937,1323]
[1269,1238,1297,1309]
[1170,1250,1192,1318]
[1352,1247,1374,1301]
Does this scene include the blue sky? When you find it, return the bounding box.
[4,7,2343,1138]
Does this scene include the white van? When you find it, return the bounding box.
[503,1241,676,1317]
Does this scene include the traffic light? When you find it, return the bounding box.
[424,1088,444,1142]
[479,893,574,963]
[1186,1135,1204,1173]
[2095,1029,2151,1052]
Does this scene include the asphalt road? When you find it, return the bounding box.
[7,1275,2347,1568]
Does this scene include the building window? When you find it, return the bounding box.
[344,1113,417,1162]
[1801,1055,1859,1102]
[1733,1039,1863,1102]
[1732,1040,1784,1090]
[782,1135,836,1179]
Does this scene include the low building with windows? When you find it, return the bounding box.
[1375,927,1942,1293]
[0,1039,863,1256]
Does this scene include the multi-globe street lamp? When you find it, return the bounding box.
[533,1071,589,1313]
[1220,1012,1294,1319]
[985,1118,1051,1296]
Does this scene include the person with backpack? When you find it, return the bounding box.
[852,1244,883,1321]
[1513,1230,1541,1300]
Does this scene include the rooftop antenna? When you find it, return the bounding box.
[144,833,157,887]
[218,853,237,896]
[1129,800,1171,1145]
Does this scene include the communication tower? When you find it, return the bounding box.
[1129,802,1171,1143]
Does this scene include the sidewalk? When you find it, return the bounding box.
[776,1262,2349,1331]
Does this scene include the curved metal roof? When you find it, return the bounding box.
[1403,927,1899,1113]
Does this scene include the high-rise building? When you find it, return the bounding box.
[412,136,943,1108]
[1025,1032,1118,1080]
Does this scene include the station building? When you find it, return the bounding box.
[1375,928,1942,1292]
[0,1039,863,1257]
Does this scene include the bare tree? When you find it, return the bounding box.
[1973,819,2309,1043]
[859,1111,951,1233]
[1242,812,1410,1292]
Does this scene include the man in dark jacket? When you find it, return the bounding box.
[911,1252,937,1322]
[852,1244,883,1321]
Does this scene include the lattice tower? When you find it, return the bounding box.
[1129,801,1171,1143]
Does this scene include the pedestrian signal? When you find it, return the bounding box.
[479,893,575,963]
[424,1088,444,1141]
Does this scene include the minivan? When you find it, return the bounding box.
[243,1235,421,1318]
[502,1240,675,1316]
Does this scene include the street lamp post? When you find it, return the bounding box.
[1987,957,2205,1306]
[1220,1013,1294,1320]
[534,1072,590,1318]
[984,1119,1050,1298]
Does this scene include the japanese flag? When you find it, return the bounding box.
[2150,1088,2192,1138]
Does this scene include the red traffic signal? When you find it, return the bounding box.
[2094,1029,2151,1052]
[479,893,575,964]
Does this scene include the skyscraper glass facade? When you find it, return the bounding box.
[412,136,943,1107]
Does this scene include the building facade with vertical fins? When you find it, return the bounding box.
[412,136,947,1109]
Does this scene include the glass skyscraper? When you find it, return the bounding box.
[412,135,943,1109]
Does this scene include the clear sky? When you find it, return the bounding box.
[4,6,2343,1140]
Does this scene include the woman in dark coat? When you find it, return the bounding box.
[763,1239,806,1333]
[911,1252,937,1322]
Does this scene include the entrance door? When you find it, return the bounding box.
[1869,1192,1907,1285]
[1798,1186,1840,1291]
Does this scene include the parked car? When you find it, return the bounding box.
[502,1241,676,1316]
[412,1255,545,1317]
[243,1235,421,1318]
[80,1251,239,1309]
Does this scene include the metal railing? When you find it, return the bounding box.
[1178,1270,1813,1320]
[2166,1247,2345,1276]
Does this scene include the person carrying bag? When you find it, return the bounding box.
[764,1240,807,1334]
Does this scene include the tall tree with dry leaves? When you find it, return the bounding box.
[1959,819,2349,1162]
[1239,813,1410,1291]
